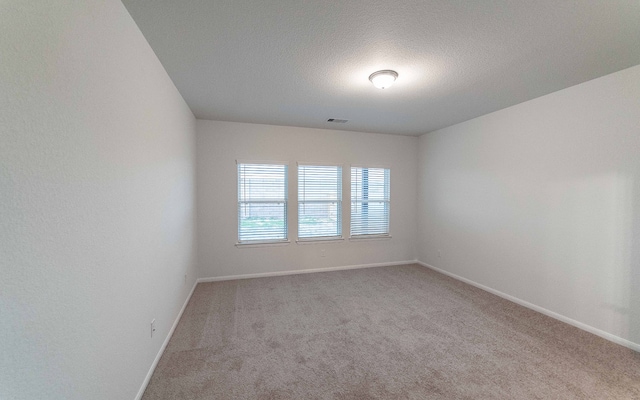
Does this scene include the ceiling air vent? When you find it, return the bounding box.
[327,118,348,123]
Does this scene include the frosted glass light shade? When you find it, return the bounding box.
[369,70,398,89]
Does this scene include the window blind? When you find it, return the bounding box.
[350,167,390,236]
[298,165,342,239]
[237,163,288,243]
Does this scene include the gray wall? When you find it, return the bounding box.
[196,120,418,278]
[0,1,197,398]
[417,65,640,349]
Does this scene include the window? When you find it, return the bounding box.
[298,164,342,239]
[351,167,390,237]
[237,163,288,243]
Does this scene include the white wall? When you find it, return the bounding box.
[418,65,640,347]
[0,1,197,399]
[197,120,418,278]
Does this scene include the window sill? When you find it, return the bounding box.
[296,237,344,245]
[235,240,291,248]
[348,235,392,241]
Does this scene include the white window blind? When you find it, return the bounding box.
[350,167,390,236]
[298,165,342,239]
[237,163,288,243]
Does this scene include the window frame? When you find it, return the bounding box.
[349,165,391,239]
[296,162,344,242]
[236,160,290,246]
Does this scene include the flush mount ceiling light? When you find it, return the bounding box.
[369,70,398,89]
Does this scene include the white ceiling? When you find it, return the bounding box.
[122,0,640,136]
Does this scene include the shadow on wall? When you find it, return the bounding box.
[432,165,640,347]
[630,177,640,346]
[540,173,636,342]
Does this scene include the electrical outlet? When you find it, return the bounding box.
[320,248,326,257]
[184,274,187,285]
[437,250,441,258]
[151,319,156,338]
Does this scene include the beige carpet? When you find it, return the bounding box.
[142,264,640,399]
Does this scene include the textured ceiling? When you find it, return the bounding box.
[122,0,640,136]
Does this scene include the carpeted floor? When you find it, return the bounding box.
[142,264,640,399]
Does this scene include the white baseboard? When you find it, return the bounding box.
[416,260,640,353]
[135,281,198,400]
[197,260,417,283]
